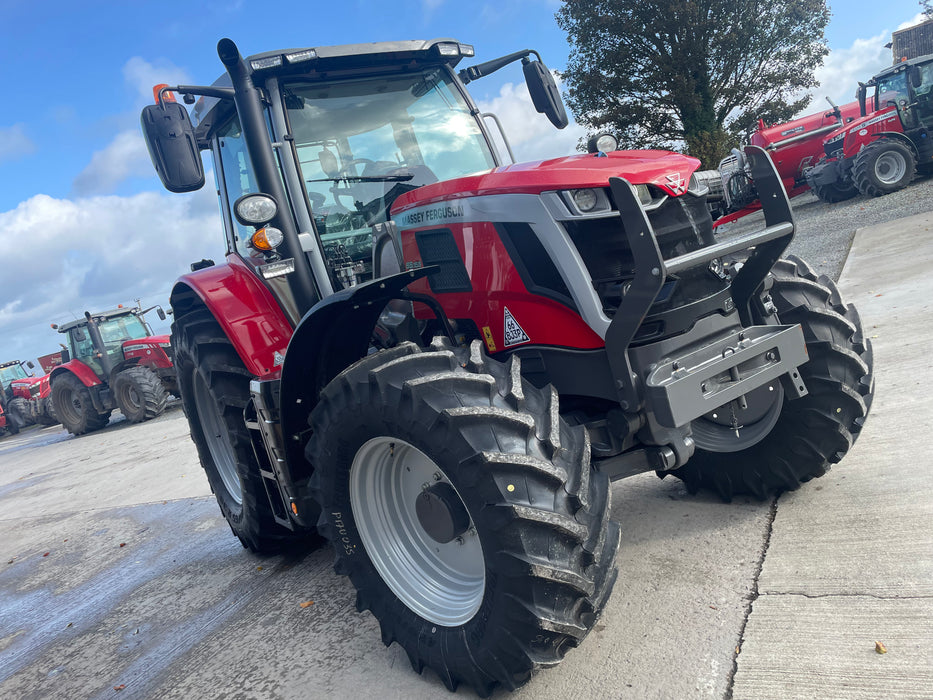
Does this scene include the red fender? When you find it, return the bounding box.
[171,255,293,378]
[50,360,104,388]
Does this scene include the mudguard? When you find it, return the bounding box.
[50,360,103,388]
[171,256,294,379]
[279,268,432,483]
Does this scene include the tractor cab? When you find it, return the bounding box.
[0,360,31,394]
[57,307,154,376]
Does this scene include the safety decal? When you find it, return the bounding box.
[482,326,497,353]
[503,307,530,347]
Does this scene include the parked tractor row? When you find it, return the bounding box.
[140,36,873,696]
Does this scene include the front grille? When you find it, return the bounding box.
[563,193,729,336]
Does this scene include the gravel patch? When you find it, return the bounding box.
[714,170,933,281]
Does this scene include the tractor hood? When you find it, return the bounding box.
[391,150,702,215]
[823,106,901,149]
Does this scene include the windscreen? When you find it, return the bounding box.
[284,69,496,286]
[0,363,28,388]
[875,71,909,110]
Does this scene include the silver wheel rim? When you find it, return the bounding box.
[192,372,242,504]
[691,382,784,453]
[350,437,485,626]
[874,151,907,184]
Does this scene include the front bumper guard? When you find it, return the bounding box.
[605,144,806,422]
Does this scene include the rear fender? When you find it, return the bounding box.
[50,360,102,388]
[170,257,293,379]
[279,268,432,484]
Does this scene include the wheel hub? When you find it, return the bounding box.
[416,482,471,544]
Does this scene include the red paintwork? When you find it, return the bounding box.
[0,404,6,429]
[173,254,293,378]
[393,150,702,213]
[122,335,173,369]
[50,360,104,388]
[750,101,862,190]
[828,106,904,158]
[401,221,605,352]
[11,375,51,400]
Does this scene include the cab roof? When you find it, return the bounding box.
[56,308,143,334]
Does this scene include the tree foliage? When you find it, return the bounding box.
[556,0,831,167]
[923,0,933,19]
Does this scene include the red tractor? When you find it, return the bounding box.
[806,53,933,198]
[142,38,873,695]
[50,304,176,435]
[0,359,58,427]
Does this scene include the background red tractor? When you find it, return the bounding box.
[0,359,58,427]
[0,398,20,437]
[142,37,873,695]
[49,303,176,435]
[805,53,933,199]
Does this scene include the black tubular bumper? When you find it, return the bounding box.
[604,145,808,427]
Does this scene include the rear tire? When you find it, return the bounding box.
[52,373,112,436]
[172,308,310,553]
[671,256,874,500]
[307,339,619,696]
[853,139,916,197]
[811,179,858,203]
[113,365,168,423]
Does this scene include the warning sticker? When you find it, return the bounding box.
[482,326,497,353]
[503,307,530,347]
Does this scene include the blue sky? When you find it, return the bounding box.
[0,0,928,364]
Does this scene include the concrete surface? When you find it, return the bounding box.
[732,210,933,699]
[1,212,931,699]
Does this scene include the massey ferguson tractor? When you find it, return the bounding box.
[806,53,933,198]
[0,359,58,427]
[141,38,874,696]
[49,303,176,435]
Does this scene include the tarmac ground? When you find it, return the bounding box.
[1,211,931,699]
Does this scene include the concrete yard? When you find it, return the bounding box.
[1,212,931,699]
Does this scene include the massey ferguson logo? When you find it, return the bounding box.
[665,173,686,194]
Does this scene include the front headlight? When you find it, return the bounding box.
[559,187,613,215]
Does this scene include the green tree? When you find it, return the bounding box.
[922,0,932,18]
[556,0,831,167]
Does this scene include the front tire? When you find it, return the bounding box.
[172,308,309,553]
[307,339,619,696]
[672,256,874,500]
[853,139,916,197]
[52,373,112,436]
[811,179,858,203]
[113,365,168,423]
[9,397,35,427]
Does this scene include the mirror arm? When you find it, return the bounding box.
[156,84,236,109]
[459,49,541,84]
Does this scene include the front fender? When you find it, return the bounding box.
[171,256,294,379]
[50,360,102,388]
[279,268,432,482]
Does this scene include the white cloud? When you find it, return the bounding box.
[0,124,36,163]
[122,56,193,108]
[0,187,222,363]
[72,130,154,196]
[809,31,891,108]
[476,79,589,162]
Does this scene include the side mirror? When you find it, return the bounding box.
[522,59,569,129]
[73,329,86,342]
[909,65,922,89]
[141,102,205,193]
[61,349,71,363]
[157,307,167,321]
[26,361,35,369]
